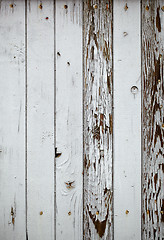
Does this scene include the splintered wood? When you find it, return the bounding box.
[83,1,113,239]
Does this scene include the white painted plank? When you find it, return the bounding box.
[27,1,54,239]
[56,1,83,239]
[113,1,141,239]
[0,1,26,239]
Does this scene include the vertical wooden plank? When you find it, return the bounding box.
[142,0,164,239]
[0,1,26,239]
[27,1,54,239]
[83,1,113,239]
[113,1,141,239]
[55,1,83,239]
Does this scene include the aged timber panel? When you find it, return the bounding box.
[83,1,113,239]
[0,1,26,239]
[27,1,55,239]
[56,1,83,239]
[142,0,164,239]
[113,1,141,239]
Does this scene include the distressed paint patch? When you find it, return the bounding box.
[83,0,113,239]
[142,0,164,239]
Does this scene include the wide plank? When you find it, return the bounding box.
[27,1,55,239]
[83,0,113,238]
[142,0,164,239]
[0,1,26,239]
[55,1,83,239]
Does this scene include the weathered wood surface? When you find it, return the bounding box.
[83,1,113,239]
[0,1,26,239]
[113,1,141,239]
[142,1,164,239]
[56,1,83,239]
[27,1,55,239]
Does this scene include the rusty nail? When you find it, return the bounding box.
[57,52,61,56]
[158,79,161,83]
[124,3,128,11]
[39,4,42,9]
[94,4,98,9]
[125,210,129,214]
[161,6,164,11]
[45,17,49,20]
[10,4,14,8]
[145,6,149,11]
[40,211,43,215]
[64,5,68,9]
[96,211,99,215]
[162,124,164,128]
[68,211,71,216]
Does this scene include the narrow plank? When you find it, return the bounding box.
[27,1,54,239]
[55,1,83,239]
[113,1,141,239]
[0,1,26,239]
[83,1,113,239]
[142,1,164,239]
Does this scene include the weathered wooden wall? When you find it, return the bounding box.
[0,0,163,240]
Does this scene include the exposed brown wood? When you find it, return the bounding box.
[142,0,164,239]
[83,0,113,238]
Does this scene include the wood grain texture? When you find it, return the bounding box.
[142,0,164,239]
[113,1,141,239]
[27,1,54,239]
[0,1,26,239]
[55,1,83,239]
[83,1,113,239]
